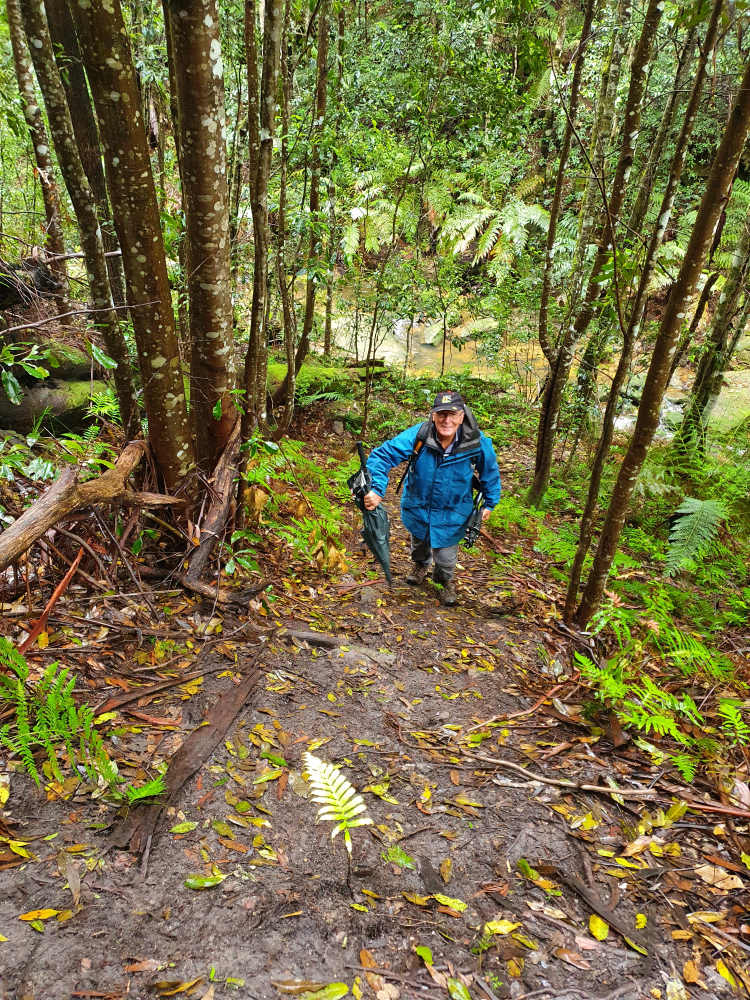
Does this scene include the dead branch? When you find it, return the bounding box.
[0,441,183,572]
[182,419,241,584]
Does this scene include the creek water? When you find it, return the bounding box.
[330,310,750,436]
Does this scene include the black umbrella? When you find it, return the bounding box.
[347,442,392,585]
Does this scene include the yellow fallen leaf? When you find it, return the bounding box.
[18,909,59,921]
[506,957,524,977]
[8,841,32,858]
[0,774,9,808]
[439,859,452,884]
[716,959,736,989]
[671,930,693,940]
[484,920,520,935]
[589,914,609,941]
[635,913,647,929]
[687,910,724,924]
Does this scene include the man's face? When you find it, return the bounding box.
[432,408,465,433]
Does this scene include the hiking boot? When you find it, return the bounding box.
[406,562,430,585]
[440,581,458,606]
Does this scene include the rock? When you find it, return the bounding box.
[332,419,345,435]
[38,340,95,380]
[0,378,107,431]
[420,321,444,346]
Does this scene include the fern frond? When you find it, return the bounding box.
[665,497,727,577]
[303,751,372,854]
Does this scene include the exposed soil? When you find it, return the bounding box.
[0,432,745,1000]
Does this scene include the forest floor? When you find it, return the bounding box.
[0,414,747,1000]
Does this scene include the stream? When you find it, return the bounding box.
[330,311,750,437]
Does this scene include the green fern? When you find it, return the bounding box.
[303,751,372,854]
[0,637,119,789]
[665,497,727,577]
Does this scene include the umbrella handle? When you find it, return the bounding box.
[356,441,367,470]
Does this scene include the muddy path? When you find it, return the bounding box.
[0,495,743,1000]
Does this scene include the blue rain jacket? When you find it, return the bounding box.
[366,410,501,548]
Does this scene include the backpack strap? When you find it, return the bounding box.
[395,420,430,495]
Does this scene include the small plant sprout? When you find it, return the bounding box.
[303,751,372,855]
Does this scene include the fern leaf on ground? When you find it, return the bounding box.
[303,751,372,853]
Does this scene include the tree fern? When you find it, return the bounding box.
[665,497,727,577]
[303,751,372,854]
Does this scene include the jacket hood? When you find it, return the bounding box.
[425,405,481,455]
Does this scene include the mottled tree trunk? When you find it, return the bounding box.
[242,0,283,432]
[676,205,750,452]
[273,0,297,435]
[18,0,138,436]
[573,0,630,277]
[627,27,697,236]
[575,57,750,626]
[7,0,66,278]
[165,0,236,470]
[528,0,663,507]
[70,0,194,489]
[44,0,125,306]
[564,0,722,618]
[538,0,595,364]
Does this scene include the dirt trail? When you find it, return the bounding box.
[0,513,737,1000]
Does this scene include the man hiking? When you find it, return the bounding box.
[363,390,501,605]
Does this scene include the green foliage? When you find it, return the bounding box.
[303,751,372,854]
[0,342,50,405]
[665,497,727,577]
[0,638,118,788]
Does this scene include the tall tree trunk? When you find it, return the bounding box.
[573,0,630,277]
[564,0,723,618]
[575,56,750,626]
[242,0,283,432]
[165,0,237,470]
[44,0,126,306]
[675,204,750,452]
[70,0,194,489]
[273,0,330,408]
[18,0,138,437]
[6,0,67,278]
[538,0,595,364]
[627,27,697,236]
[528,0,663,507]
[273,0,297,434]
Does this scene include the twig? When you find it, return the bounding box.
[18,548,82,653]
[466,682,569,731]
[0,300,155,336]
[462,750,657,800]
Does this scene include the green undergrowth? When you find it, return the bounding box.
[0,638,165,803]
[234,433,351,578]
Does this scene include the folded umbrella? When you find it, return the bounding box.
[347,442,392,585]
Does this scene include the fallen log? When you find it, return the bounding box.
[0,441,183,572]
[104,658,262,859]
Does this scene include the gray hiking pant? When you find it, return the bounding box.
[411,535,459,583]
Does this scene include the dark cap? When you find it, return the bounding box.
[432,390,465,412]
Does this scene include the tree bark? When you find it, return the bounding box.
[272,0,330,408]
[528,0,663,507]
[575,56,750,626]
[165,0,237,470]
[242,0,283,432]
[44,0,126,306]
[573,0,631,278]
[538,0,595,365]
[18,0,138,436]
[627,26,697,236]
[6,0,66,276]
[70,0,194,490]
[675,204,750,451]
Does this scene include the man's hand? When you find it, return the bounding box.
[481,507,492,523]
[363,491,383,510]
